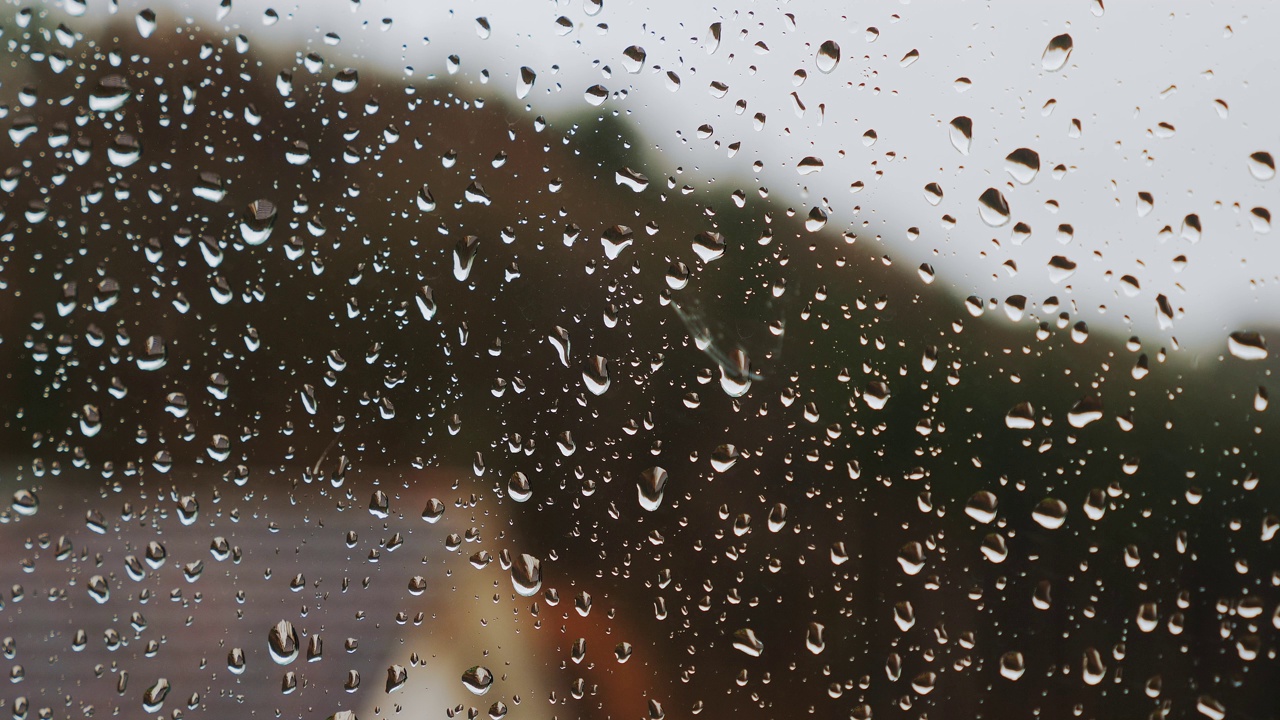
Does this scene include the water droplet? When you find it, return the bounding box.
[1067,396,1103,428]
[1081,647,1106,685]
[978,188,1011,227]
[583,356,610,395]
[797,156,824,175]
[816,40,840,73]
[369,490,391,519]
[965,491,998,523]
[142,678,170,713]
[949,116,973,155]
[11,489,38,517]
[516,66,536,100]
[1041,33,1073,71]
[584,84,609,106]
[268,620,300,665]
[602,225,634,259]
[136,8,158,38]
[923,182,944,206]
[89,75,132,113]
[732,628,764,657]
[227,648,246,675]
[240,199,277,245]
[1000,651,1025,680]
[332,68,359,93]
[107,133,142,167]
[1246,150,1277,181]
[805,622,826,654]
[691,231,726,263]
[1047,255,1077,284]
[981,533,1009,563]
[510,554,542,596]
[138,335,167,371]
[622,46,647,74]
[1032,498,1068,529]
[637,467,668,511]
[461,666,494,695]
[615,642,633,663]
[897,542,925,575]
[805,206,828,231]
[453,236,479,281]
[86,575,110,604]
[767,503,788,532]
[1005,148,1040,184]
[1197,696,1226,720]
[416,184,436,212]
[616,167,649,192]
[1228,331,1268,360]
[385,664,408,694]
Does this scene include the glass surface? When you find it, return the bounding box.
[1,2,1277,719]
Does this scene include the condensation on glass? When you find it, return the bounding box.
[0,2,1277,720]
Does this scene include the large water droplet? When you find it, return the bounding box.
[453,236,479,281]
[332,68,359,93]
[461,666,494,695]
[142,678,170,713]
[978,188,1011,227]
[89,75,132,113]
[816,40,840,73]
[1041,33,1073,71]
[516,66,536,100]
[1228,331,1268,360]
[510,554,542,596]
[732,628,764,657]
[1248,151,1275,181]
[637,467,668,511]
[268,620,300,665]
[949,116,973,155]
[691,231,726,263]
[622,46,647,74]
[240,199,277,245]
[1005,148,1040,184]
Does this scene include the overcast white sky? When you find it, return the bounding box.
[75,0,1280,351]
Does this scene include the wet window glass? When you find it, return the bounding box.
[1,2,1277,719]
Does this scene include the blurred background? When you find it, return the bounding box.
[0,2,1277,720]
